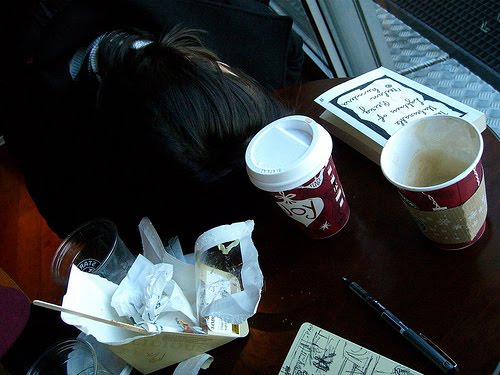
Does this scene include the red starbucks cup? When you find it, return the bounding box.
[245,115,349,239]
[380,115,487,250]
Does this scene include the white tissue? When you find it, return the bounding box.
[61,267,142,345]
[139,218,196,303]
[111,254,198,332]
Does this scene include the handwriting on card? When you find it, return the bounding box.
[330,76,465,140]
[280,322,423,375]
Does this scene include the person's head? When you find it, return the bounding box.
[94,26,289,184]
[89,26,290,244]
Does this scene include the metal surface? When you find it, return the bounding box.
[376,2,500,139]
[377,0,499,84]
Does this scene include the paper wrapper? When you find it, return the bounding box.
[195,221,264,332]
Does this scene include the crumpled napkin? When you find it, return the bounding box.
[111,254,198,333]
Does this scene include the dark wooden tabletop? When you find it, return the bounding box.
[2,78,498,375]
[197,78,499,375]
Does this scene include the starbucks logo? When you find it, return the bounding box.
[76,258,101,273]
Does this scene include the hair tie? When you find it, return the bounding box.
[131,40,153,49]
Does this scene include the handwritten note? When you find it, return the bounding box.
[318,74,465,143]
[280,322,423,375]
[314,67,485,164]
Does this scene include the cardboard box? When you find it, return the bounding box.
[58,266,249,374]
[106,322,248,374]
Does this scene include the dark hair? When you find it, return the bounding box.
[95,26,289,185]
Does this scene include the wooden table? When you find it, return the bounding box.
[201,78,499,375]
[3,78,499,375]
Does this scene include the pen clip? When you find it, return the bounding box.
[419,333,458,370]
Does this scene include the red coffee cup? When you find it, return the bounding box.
[380,115,487,250]
[245,115,349,239]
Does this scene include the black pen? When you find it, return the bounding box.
[342,277,458,374]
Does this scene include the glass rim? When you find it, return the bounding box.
[27,338,98,374]
[51,218,118,285]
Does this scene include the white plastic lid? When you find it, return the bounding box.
[245,115,333,192]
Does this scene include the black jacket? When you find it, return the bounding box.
[34,0,303,91]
